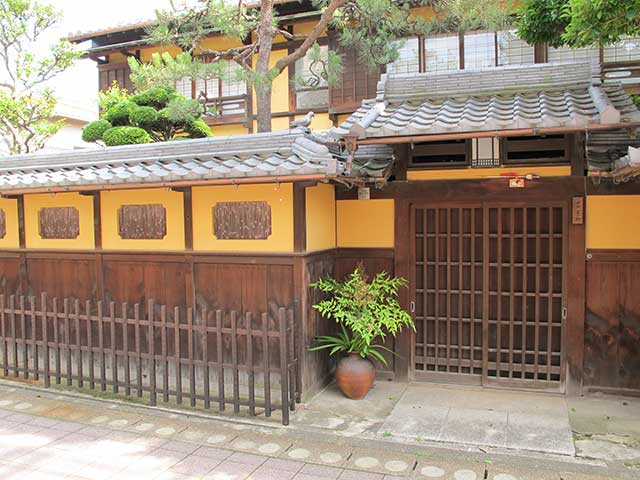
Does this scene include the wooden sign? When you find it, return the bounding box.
[213,201,272,240]
[0,209,5,239]
[118,204,167,240]
[38,207,80,239]
[572,197,584,225]
[357,187,370,200]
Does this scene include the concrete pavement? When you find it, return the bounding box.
[0,380,636,480]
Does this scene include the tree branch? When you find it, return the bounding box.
[273,0,348,72]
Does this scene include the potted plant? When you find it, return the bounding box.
[310,267,414,399]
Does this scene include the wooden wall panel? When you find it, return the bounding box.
[0,254,21,296]
[585,250,640,392]
[25,255,97,301]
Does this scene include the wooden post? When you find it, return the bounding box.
[393,197,411,381]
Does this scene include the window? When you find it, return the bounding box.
[502,135,568,165]
[387,37,420,75]
[547,45,599,64]
[464,31,496,69]
[295,45,329,109]
[410,139,470,167]
[175,60,247,101]
[603,36,640,63]
[497,30,535,66]
[424,34,460,72]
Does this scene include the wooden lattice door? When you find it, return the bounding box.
[411,203,567,391]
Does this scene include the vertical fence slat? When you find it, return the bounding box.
[231,311,239,413]
[134,303,142,397]
[287,308,296,411]
[262,312,271,417]
[110,302,118,393]
[1,295,6,376]
[53,297,61,384]
[32,297,39,382]
[86,300,94,390]
[64,298,71,386]
[246,312,255,417]
[75,299,83,388]
[201,307,210,409]
[278,308,290,426]
[123,302,130,396]
[161,305,168,403]
[174,306,182,404]
[187,306,195,407]
[216,310,224,412]
[98,301,106,391]
[10,295,17,377]
[19,296,27,379]
[148,299,156,407]
[42,293,50,387]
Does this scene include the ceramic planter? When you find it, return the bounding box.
[335,352,375,399]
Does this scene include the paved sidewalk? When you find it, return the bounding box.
[0,381,635,480]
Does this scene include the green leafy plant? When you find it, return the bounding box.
[83,83,212,145]
[310,268,414,366]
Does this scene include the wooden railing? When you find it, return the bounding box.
[202,94,250,124]
[0,294,298,425]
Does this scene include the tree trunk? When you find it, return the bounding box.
[254,0,275,133]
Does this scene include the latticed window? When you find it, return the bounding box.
[387,37,420,75]
[295,44,329,109]
[548,45,600,64]
[174,60,247,101]
[464,31,496,69]
[603,36,640,62]
[424,34,459,72]
[497,30,535,66]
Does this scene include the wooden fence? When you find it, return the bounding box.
[0,293,298,425]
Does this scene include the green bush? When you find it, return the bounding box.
[129,106,159,129]
[184,118,212,138]
[131,86,177,109]
[103,101,136,126]
[81,119,112,143]
[102,126,152,146]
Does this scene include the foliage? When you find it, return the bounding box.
[310,268,414,366]
[102,126,152,146]
[442,0,516,33]
[98,82,129,112]
[82,86,212,145]
[138,0,508,133]
[0,0,81,154]
[81,119,112,143]
[632,94,640,109]
[517,0,640,48]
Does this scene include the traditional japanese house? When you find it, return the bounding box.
[1,2,640,422]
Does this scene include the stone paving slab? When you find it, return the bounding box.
[0,381,635,480]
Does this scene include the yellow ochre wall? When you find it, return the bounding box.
[306,183,336,251]
[193,183,294,252]
[336,199,394,248]
[24,193,94,249]
[586,195,640,249]
[407,166,572,181]
[100,189,185,251]
[0,198,19,249]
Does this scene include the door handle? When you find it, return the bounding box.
[410,301,416,313]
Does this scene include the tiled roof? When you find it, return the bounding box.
[333,62,640,140]
[586,129,640,172]
[0,131,393,192]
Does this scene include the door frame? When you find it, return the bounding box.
[407,199,569,393]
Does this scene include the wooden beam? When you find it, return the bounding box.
[393,197,411,381]
[182,187,193,250]
[293,182,307,253]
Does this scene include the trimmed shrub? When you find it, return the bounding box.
[102,126,152,146]
[82,119,112,143]
[184,118,212,138]
[129,106,159,129]
[131,86,177,109]
[103,101,136,126]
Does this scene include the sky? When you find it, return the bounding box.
[46,0,176,113]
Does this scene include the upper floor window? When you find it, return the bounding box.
[175,60,247,102]
[425,33,460,72]
[497,30,535,66]
[388,37,421,75]
[464,31,496,69]
[295,44,329,110]
[547,45,600,64]
[603,36,640,63]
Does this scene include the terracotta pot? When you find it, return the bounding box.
[335,353,375,399]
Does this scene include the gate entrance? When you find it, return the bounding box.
[411,203,566,391]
